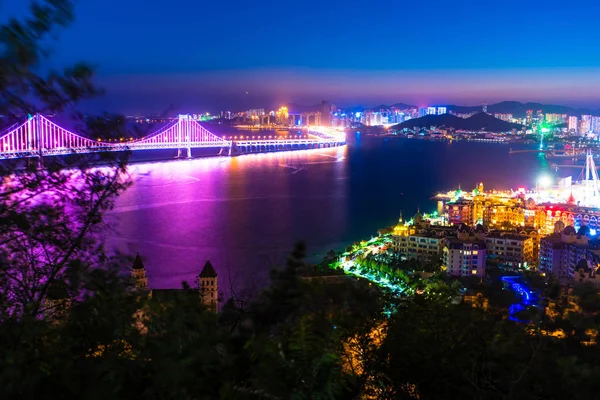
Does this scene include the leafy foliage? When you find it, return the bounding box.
[0,0,131,321]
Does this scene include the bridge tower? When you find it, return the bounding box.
[177,114,193,159]
[34,113,44,168]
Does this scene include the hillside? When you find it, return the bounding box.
[366,103,416,110]
[393,112,523,132]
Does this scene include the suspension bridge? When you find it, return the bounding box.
[0,114,346,160]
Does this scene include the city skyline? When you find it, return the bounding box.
[4,0,600,113]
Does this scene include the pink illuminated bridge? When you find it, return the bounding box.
[0,114,346,159]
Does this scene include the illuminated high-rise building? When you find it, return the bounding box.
[545,113,566,124]
[246,109,265,118]
[427,107,437,115]
[437,107,447,115]
[568,116,578,134]
[482,103,488,113]
[370,112,382,126]
[394,111,406,124]
[418,107,427,117]
[581,115,592,134]
[592,116,600,133]
[364,111,382,126]
[526,110,533,125]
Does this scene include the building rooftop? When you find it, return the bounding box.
[445,237,486,249]
[541,233,600,250]
[410,231,443,239]
[132,252,145,270]
[199,260,217,278]
[486,233,530,241]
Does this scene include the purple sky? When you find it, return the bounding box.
[93,68,600,114]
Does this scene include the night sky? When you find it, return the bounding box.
[4,0,600,113]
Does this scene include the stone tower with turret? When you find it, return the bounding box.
[131,253,148,289]
[199,260,218,312]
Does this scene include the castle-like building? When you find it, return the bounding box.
[131,253,219,312]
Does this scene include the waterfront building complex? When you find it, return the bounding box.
[438,154,600,236]
[391,153,600,282]
[392,212,533,277]
[392,212,455,261]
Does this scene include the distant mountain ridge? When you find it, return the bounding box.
[392,112,523,133]
[367,103,415,110]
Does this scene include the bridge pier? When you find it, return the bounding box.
[186,146,192,159]
[227,142,241,156]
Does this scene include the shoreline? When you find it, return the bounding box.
[360,133,532,145]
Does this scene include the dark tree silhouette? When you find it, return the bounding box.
[0,1,130,320]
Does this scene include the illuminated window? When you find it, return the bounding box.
[473,251,478,255]
[472,270,477,275]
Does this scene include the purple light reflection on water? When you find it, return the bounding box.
[104,147,349,295]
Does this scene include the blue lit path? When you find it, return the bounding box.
[501,275,541,322]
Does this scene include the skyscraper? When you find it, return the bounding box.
[592,116,600,133]
[437,107,447,115]
[581,115,592,134]
[526,110,533,125]
[568,116,578,134]
[537,110,544,120]
[427,107,437,115]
